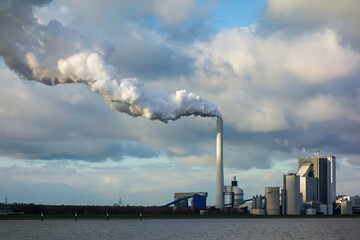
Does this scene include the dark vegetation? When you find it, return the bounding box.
[10,203,248,215]
[11,203,173,215]
[1,203,358,219]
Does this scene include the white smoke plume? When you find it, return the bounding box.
[0,0,221,122]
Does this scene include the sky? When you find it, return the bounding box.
[0,0,359,206]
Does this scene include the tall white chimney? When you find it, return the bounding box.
[215,117,224,209]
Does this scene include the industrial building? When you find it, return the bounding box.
[297,155,336,205]
[252,159,337,216]
[212,117,342,215]
[163,192,207,211]
[210,117,346,215]
[250,195,265,215]
[164,117,243,212]
[297,164,318,203]
[164,116,356,216]
[223,176,244,208]
[335,195,360,214]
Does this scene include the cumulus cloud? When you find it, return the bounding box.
[189,26,359,84]
[186,25,360,135]
[261,0,360,49]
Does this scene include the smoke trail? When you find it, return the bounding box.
[0,0,221,122]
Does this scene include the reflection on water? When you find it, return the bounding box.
[0,218,359,240]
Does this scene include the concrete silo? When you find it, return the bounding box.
[265,187,280,215]
[284,173,301,215]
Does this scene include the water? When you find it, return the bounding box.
[0,218,359,240]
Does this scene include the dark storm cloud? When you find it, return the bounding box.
[0,139,157,161]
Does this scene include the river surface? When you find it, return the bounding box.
[0,218,359,240]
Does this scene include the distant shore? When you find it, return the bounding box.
[1,213,359,220]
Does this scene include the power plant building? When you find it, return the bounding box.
[297,164,318,203]
[298,156,336,205]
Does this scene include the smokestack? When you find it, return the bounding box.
[215,117,224,209]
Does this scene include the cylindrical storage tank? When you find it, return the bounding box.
[265,187,280,215]
[305,208,316,215]
[252,196,257,209]
[233,187,243,208]
[285,174,300,215]
[256,195,262,209]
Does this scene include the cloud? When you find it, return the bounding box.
[0,64,158,161]
[296,95,360,127]
[175,154,214,167]
[256,29,360,83]
[38,0,215,79]
[261,0,360,49]
[2,0,360,170]
[153,0,195,26]
[0,139,158,161]
[33,1,72,27]
[189,26,359,85]
[108,23,194,79]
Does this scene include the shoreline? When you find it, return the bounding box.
[1,214,359,220]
